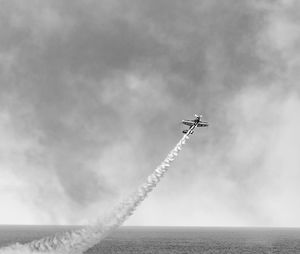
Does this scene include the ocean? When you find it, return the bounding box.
[1,226,300,253]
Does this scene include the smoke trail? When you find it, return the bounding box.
[0,129,194,254]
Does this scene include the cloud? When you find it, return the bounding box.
[0,0,299,226]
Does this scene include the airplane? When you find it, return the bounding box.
[182,114,208,135]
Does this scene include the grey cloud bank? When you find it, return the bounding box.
[0,0,299,226]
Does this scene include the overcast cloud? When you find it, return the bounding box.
[0,0,300,226]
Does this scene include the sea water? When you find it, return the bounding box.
[1,226,300,253]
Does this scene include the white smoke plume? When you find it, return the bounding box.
[0,130,193,254]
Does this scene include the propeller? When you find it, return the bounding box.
[195,114,203,120]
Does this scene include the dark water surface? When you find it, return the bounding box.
[1,226,300,253]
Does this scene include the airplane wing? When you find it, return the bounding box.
[197,122,208,127]
[182,120,195,126]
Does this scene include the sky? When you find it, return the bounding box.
[0,0,300,226]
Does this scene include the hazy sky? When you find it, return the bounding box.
[0,0,300,226]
